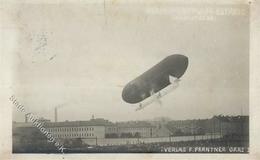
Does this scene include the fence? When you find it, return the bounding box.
[82,134,222,146]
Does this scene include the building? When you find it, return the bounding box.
[45,118,114,139]
[13,119,157,139]
[166,119,206,136]
[165,115,249,137]
[13,115,249,141]
[13,118,114,139]
[115,121,156,138]
[210,115,249,136]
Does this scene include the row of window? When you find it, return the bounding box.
[48,127,94,132]
[121,128,151,131]
[107,127,118,131]
[54,133,95,138]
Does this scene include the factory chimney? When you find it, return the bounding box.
[55,107,57,122]
[25,114,28,123]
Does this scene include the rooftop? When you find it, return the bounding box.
[116,121,156,128]
[13,118,115,128]
[45,119,114,127]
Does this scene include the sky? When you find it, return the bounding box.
[11,2,249,122]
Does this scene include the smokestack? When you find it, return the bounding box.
[25,114,28,123]
[55,107,57,122]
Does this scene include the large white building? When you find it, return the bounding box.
[45,119,114,139]
[13,118,159,140]
[13,118,114,139]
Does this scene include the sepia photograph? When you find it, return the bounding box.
[1,0,259,159]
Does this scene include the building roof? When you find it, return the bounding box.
[213,115,249,122]
[13,122,34,128]
[44,119,114,127]
[13,118,115,128]
[116,121,156,128]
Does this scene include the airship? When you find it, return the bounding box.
[122,54,189,110]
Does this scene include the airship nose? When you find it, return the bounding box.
[122,83,142,104]
[166,54,189,78]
